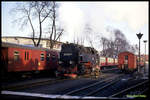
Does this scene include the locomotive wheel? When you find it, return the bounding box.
[80,65,85,74]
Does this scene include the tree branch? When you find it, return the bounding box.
[55,29,64,41]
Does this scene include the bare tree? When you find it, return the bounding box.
[80,36,85,45]
[128,44,139,54]
[11,2,52,47]
[100,37,109,56]
[47,1,64,49]
[99,28,134,57]
[84,24,96,48]
[113,29,130,54]
[73,35,79,45]
[29,2,52,47]
[101,39,115,57]
[73,36,84,46]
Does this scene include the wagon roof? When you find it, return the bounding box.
[119,51,135,55]
[1,42,59,52]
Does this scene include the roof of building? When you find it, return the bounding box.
[2,36,63,44]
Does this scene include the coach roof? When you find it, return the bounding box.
[1,42,58,52]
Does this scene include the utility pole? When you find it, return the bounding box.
[136,33,143,73]
[143,40,147,74]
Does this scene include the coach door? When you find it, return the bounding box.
[124,55,128,70]
[35,59,38,70]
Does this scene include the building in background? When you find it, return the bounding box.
[2,36,63,51]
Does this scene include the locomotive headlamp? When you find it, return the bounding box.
[70,61,73,64]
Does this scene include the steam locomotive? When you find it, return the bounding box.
[56,43,100,77]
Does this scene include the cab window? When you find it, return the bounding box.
[46,53,50,61]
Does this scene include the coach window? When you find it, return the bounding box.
[25,51,29,60]
[14,51,19,61]
[108,58,110,62]
[27,52,29,60]
[125,55,128,60]
[25,51,26,60]
[40,53,45,61]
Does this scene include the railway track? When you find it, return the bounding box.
[1,77,71,91]
[91,77,148,97]
[59,73,148,98]
[2,73,148,99]
[101,67,119,73]
[62,74,124,96]
[2,68,121,91]
[110,80,149,98]
[55,73,123,95]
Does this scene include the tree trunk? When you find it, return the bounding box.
[37,14,42,47]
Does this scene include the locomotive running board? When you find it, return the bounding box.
[1,90,129,99]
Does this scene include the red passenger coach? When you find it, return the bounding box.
[99,56,118,70]
[118,51,137,72]
[1,42,59,78]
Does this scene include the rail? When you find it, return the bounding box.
[64,74,124,96]
[101,68,119,72]
[110,80,149,97]
[2,78,71,91]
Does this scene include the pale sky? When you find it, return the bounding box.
[2,1,149,54]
